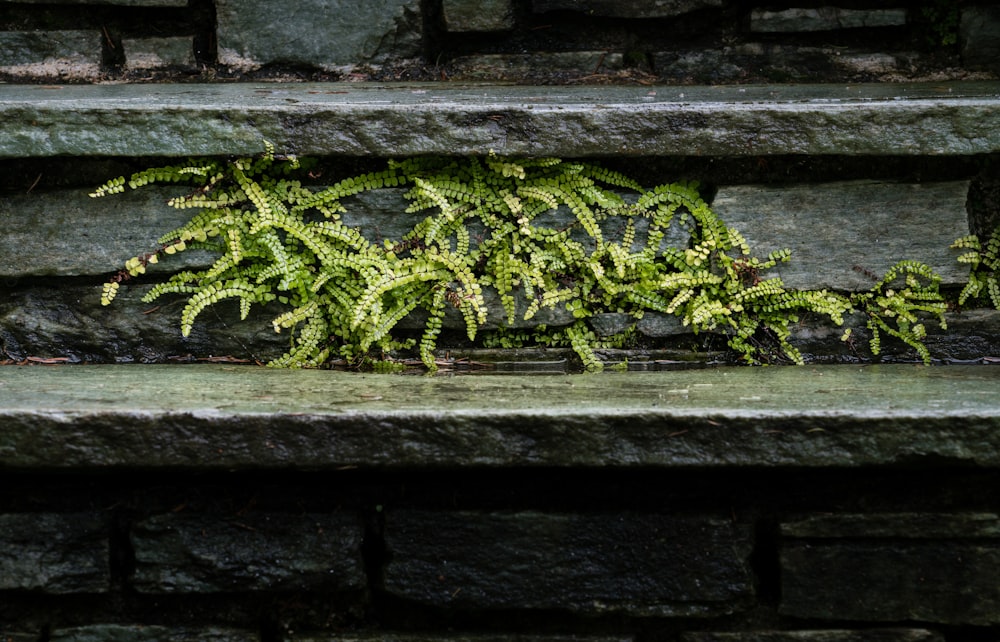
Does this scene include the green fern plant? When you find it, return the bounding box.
[93,145,945,371]
[953,228,1000,310]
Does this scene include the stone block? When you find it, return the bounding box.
[3,83,1000,158]
[0,513,108,593]
[132,512,366,593]
[781,513,1000,625]
[443,0,514,32]
[215,0,422,70]
[961,5,1000,72]
[383,510,755,616]
[50,626,257,642]
[751,8,906,33]
[0,30,101,78]
[533,0,723,18]
[8,0,185,4]
[123,37,196,70]
[288,637,630,642]
[711,181,970,291]
[0,186,199,278]
[681,631,943,642]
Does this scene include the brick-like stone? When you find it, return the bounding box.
[711,181,970,291]
[533,0,722,18]
[132,512,366,593]
[0,513,108,593]
[781,513,1000,625]
[682,631,943,642]
[216,0,421,70]
[123,37,195,70]
[289,637,630,642]
[50,625,256,642]
[443,0,514,32]
[751,8,906,33]
[383,511,754,616]
[962,5,1000,72]
[8,0,185,4]
[0,30,101,78]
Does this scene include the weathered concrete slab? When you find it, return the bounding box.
[2,82,1000,158]
[123,36,196,70]
[0,364,999,471]
[383,510,754,616]
[711,181,971,289]
[443,0,514,32]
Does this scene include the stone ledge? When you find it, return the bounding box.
[0,364,998,471]
[2,82,1000,158]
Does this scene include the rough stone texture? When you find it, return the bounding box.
[383,510,754,616]
[1,364,999,471]
[0,30,100,78]
[0,513,108,593]
[711,181,971,290]
[7,0,185,4]
[962,5,1000,72]
[652,45,929,84]
[215,0,421,70]
[2,82,1000,158]
[533,0,723,18]
[50,626,257,641]
[781,543,1000,625]
[782,513,1000,538]
[681,631,943,642]
[0,186,200,278]
[123,37,196,70]
[131,512,366,593]
[447,52,623,79]
[781,513,1000,625]
[0,633,38,642]
[443,0,514,32]
[285,631,634,642]
[750,8,906,33]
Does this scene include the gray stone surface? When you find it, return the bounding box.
[962,5,1000,72]
[533,0,723,18]
[0,513,108,593]
[132,512,366,593]
[8,0,185,4]
[50,626,257,642]
[711,181,971,290]
[443,0,514,32]
[383,510,754,615]
[751,8,906,33]
[1,364,1000,471]
[782,513,1000,538]
[681,631,943,642]
[447,52,623,79]
[0,30,100,77]
[291,637,630,642]
[215,0,421,70]
[123,37,196,70]
[0,186,201,278]
[781,542,1000,625]
[3,82,1000,158]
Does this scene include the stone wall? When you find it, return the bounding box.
[1,1,999,83]
[2,464,1000,641]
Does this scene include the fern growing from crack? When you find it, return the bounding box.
[93,146,948,371]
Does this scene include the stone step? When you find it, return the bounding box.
[2,81,1000,158]
[1,363,998,471]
